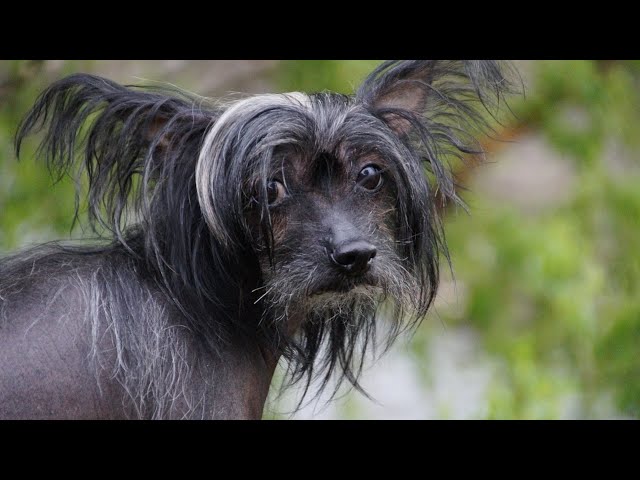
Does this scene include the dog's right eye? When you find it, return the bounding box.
[357,164,384,192]
[267,180,286,206]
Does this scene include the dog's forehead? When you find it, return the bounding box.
[212,91,385,152]
[261,92,388,171]
[276,144,384,180]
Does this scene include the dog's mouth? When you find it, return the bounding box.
[308,273,378,297]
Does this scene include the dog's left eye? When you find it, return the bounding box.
[357,165,383,191]
[267,180,287,206]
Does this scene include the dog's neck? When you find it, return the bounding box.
[206,335,279,419]
[202,285,283,419]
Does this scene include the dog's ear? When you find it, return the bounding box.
[15,73,219,243]
[16,74,212,160]
[356,60,435,134]
[356,60,516,136]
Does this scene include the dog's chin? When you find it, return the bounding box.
[261,269,386,328]
[302,284,380,314]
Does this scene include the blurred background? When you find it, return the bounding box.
[1,60,638,419]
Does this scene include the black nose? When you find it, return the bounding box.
[330,240,377,275]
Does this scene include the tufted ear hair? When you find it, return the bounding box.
[356,60,516,136]
[15,73,221,243]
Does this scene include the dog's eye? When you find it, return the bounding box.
[357,165,383,191]
[267,180,286,206]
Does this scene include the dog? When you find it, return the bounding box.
[0,61,516,419]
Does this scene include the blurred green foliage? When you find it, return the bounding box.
[0,60,95,248]
[474,60,640,418]
[1,60,638,418]
[277,60,381,94]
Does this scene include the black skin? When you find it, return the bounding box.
[0,252,275,419]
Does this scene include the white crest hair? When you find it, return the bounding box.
[196,92,310,244]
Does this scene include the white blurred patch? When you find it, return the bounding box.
[472,133,576,214]
[272,326,497,419]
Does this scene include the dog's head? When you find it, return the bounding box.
[16,60,517,398]
[197,89,434,325]
[194,61,516,392]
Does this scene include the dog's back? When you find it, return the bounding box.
[0,244,131,418]
[0,242,270,419]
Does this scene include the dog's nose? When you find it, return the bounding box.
[330,240,377,275]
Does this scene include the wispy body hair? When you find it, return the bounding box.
[7,61,517,415]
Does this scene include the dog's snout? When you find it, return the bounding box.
[330,240,377,275]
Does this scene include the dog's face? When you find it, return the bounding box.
[245,98,427,331]
[255,135,409,330]
[257,141,400,301]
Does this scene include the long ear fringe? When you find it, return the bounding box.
[15,73,219,247]
[357,60,520,205]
